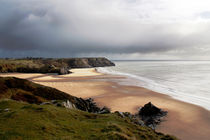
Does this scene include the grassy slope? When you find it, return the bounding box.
[0,77,76,104]
[0,77,177,140]
[0,100,176,140]
[0,77,103,112]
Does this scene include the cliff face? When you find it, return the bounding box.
[66,57,115,68]
[0,57,115,74]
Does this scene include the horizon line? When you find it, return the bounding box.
[112,59,210,61]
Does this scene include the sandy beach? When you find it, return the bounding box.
[1,68,210,140]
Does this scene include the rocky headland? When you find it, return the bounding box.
[0,57,115,74]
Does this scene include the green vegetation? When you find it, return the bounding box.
[0,57,115,74]
[0,100,176,140]
[0,77,177,140]
[0,77,102,113]
[0,77,76,104]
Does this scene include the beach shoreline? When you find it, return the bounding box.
[1,68,210,140]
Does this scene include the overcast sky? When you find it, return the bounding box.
[1,0,210,59]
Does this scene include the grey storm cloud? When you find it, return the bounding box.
[1,0,210,59]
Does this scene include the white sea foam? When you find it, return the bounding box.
[97,61,210,110]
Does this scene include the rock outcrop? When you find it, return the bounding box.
[74,98,110,113]
[59,66,70,75]
[0,77,110,114]
[138,102,167,129]
[114,102,167,130]
[114,111,145,126]
[66,57,115,68]
[40,98,110,114]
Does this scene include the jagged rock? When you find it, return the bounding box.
[114,111,125,117]
[114,111,145,126]
[40,102,51,105]
[40,100,76,109]
[99,106,110,114]
[138,102,167,129]
[4,108,10,112]
[59,66,70,75]
[139,102,161,116]
[131,117,145,126]
[62,100,76,109]
[74,98,101,113]
[67,57,115,68]
[137,120,145,126]
[114,111,133,119]
[40,98,103,112]
[123,112,133,118]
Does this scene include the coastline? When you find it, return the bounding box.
[1,69,210,140]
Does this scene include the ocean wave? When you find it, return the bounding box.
[97,67,210,110]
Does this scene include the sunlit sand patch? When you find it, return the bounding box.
[33,75,64,81]
[35,81,108,98]
[59,68,103,77]
[0,73,45,79]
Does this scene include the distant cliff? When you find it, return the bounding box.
[0,57,115,74]
[66,57,115,68]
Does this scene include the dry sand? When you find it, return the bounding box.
[0,73,45,79]
[1,68,210,140]
[60,68,103,77]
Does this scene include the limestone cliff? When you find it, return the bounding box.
[0,57,115,74]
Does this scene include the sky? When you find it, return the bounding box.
[1,0,210,60]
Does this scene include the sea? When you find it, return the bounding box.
[97,60,210,110]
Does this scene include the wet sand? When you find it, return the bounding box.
[1,68,210,140]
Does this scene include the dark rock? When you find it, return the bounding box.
[62,100,76,109]
[139,102,162,116]
[40,100,75,109]
[114,111,145,126]
[66,57,115,68]
[73,98,111,114]
[99,106,111,114]
[74,98,99,113]
[40,102,51,105]
[59,66,70,75]
[138,102,167,129]
[4,108,10,112]
[123,112,132,118]
[39,98,108,114]
[114,111,124,117]
[131,117,145,126]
